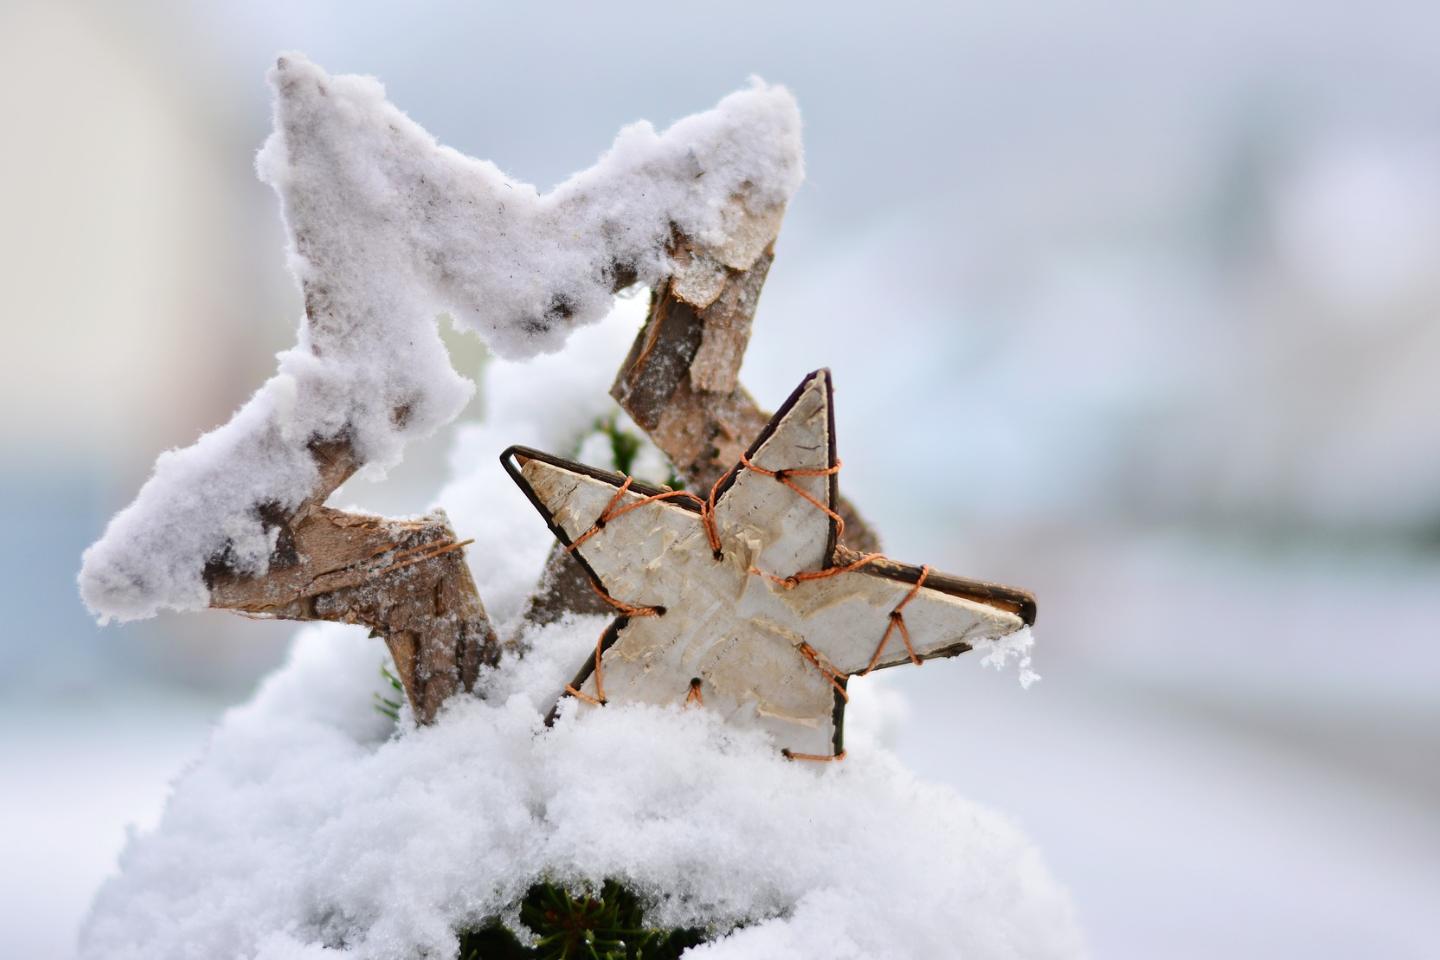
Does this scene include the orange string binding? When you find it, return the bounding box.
[587,579,663,619]
[565,471,731,561]
[372,538,475,577]
[567,450,839,571]
[751,551,882,590]
[567,476,704,554]
[783,749,847,762]
[557,449,932,767]
[862,565,929,674]
[565,569,670,709]
[738,452,846,543]
[565,683,604,707]
[797,641,849,702]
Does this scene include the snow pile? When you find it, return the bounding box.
[78,53,801,623]
[81,620,1082,960]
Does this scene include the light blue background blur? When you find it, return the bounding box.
[3,2,1438,957]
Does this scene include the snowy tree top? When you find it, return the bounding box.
[78,54,803,622]
[80,620,1082,959]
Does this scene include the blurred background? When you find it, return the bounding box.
[2,1,1437,956]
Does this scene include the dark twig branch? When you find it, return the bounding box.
[203,427,499,724]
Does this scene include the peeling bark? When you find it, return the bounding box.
[613,236,881,553]
[188,275,505,724]
[523,211,882,627]
[205,443,499,724]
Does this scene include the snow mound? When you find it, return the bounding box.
[78,54,802,623]
[81,621,1083,960]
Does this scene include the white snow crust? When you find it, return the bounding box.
[78,53,801,623]
[80,617,1081,960]
[974,626,1042,689]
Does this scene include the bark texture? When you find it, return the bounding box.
[206,440,499,723]
[524,214,882,625]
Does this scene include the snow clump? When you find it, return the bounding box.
[78,54,801,623]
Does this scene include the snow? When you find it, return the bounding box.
[78,53,802,623]
[974,626,1041,689]
[80,618,1082,960]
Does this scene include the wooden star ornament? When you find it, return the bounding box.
[502,370,1037,760]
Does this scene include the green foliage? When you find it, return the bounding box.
[602,417,643,478]
[591,414,684,492]
[373,660,405,722]
[458,880,706,960]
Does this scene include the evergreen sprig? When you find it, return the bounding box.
[591,415,684,492]
[373,661,405,721]
[599,416,643,478]
[458,880,706,960]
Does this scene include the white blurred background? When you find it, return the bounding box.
[2,1,1437,957]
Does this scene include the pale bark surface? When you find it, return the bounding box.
[524,216,882,627]
[508,373,1026,758]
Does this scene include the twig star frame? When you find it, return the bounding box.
[504,370,1037,760]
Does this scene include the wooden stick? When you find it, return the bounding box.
[204,434,499,725]
[613,234,880,548]
[523,211,882,626]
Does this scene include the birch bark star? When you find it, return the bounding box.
[505,369,1038,759]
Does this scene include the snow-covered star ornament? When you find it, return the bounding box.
[503,370,1036,760]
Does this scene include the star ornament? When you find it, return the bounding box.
[502,370,1037,760]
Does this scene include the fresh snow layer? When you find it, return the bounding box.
[78,53,801,622]
[81,620,1083,960]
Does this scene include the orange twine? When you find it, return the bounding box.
[783,749,847,762]
[751,551,883,590]
[738,452,846,543]
[557,450,932,760]
[564,449,838,570]
[862,565,929,674]
[566,470,733,560]
[587,578,663,620]
[797,641,849,702]
[373,538,474,576]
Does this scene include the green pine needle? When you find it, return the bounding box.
[588,415,643,477]
[373,661,406,721]
[457,880,706,960]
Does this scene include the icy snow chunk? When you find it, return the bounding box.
[257,54,801,361]
[78,55,802,622]
[974,625,1041,688]
[80,621,1083,960]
